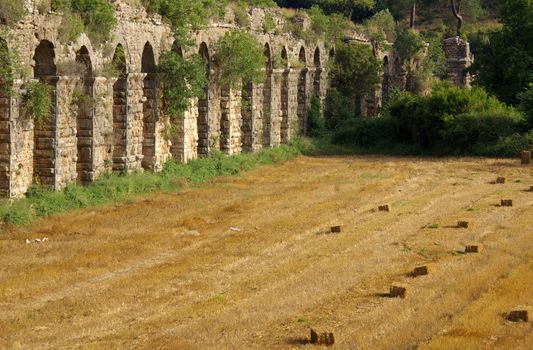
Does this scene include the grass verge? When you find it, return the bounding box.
[0,140,313,227]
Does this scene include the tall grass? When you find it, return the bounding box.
[0,143,305,227]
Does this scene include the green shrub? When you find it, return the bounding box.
[332,116,396,147]
[58,11,85,43]
[328,81,529,157]
[71,0,117,43]
[213,30,265,87]
[474,131,533,157]
[330,42,382,100]
[518,84,533,128]
[0,38,14,96]
[307,95,325,137]
[158,51,208,118]
[0,0,26,25]
[0,142,304,226]
[441,111,526,154]
[324,88,353,130]
[387,82,525,150]
[23,81,53,128]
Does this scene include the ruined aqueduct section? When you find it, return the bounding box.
[0,1,340,197]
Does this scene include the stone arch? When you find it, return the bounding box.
[280,46,290,144]
[297,46,308,135]
[112,44,128,171]
[173,43,183,57]
[34,40,56,77]
[32,40,57,187]
[141,41,158,171]
[240,78,253,152]
[329,47,335,61]
[313,47,321,97]
[313,47,321,68]
[262,43,273,147]
[0,38,11,195]
[197,42,210,156]
[299,46,307,66]
[75,46,95,184]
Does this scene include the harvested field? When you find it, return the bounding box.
[1,155,532,349]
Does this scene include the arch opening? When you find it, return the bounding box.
[313,47,321,97]
[32,40,57,187]
[141,42,158,171]
[280,47,289,144]
[197,42,210,156]
[382,56,390,101]
[75,46,95,184]
[262,43,272,147]
[297,47,307,135]
[240,79,253,152]
[112,44,127,171]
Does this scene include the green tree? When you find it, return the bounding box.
[470,0,533,104]
[330,42,382,100]
[158,51,208,118]
[314,0,375,18]
[213,30,266,88]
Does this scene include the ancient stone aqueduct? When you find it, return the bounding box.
[0,1,470,198]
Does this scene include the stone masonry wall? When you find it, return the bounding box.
[0,1,333,197]
[444,37,474,88]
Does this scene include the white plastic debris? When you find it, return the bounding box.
[230,227,241,232]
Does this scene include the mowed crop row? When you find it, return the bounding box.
[0,156,532,349]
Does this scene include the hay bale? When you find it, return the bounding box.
[309,329,335,346]
[378,204,391,212]
[521,151,531,165]
[500,199,513,207]
[458,221,469,229]
[507,310,528,322]
[390,285,407,298]
[496,177,506,184]
[465,245,479,253]
[330,226,341,233]
[529,185,533,192]
[413,266,429,277]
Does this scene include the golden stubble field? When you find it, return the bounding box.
[0,155,532,349]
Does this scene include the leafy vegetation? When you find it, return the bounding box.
[307,95,325,137]
[0,141,306,226]
[213,30,266,88]
[22,81,54,128]
[158,51,208,118]
[331,82,530,157]
[469,0,532,105]
[330,41,382,100]
[48,0,117,44]
[0,0,26,26]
